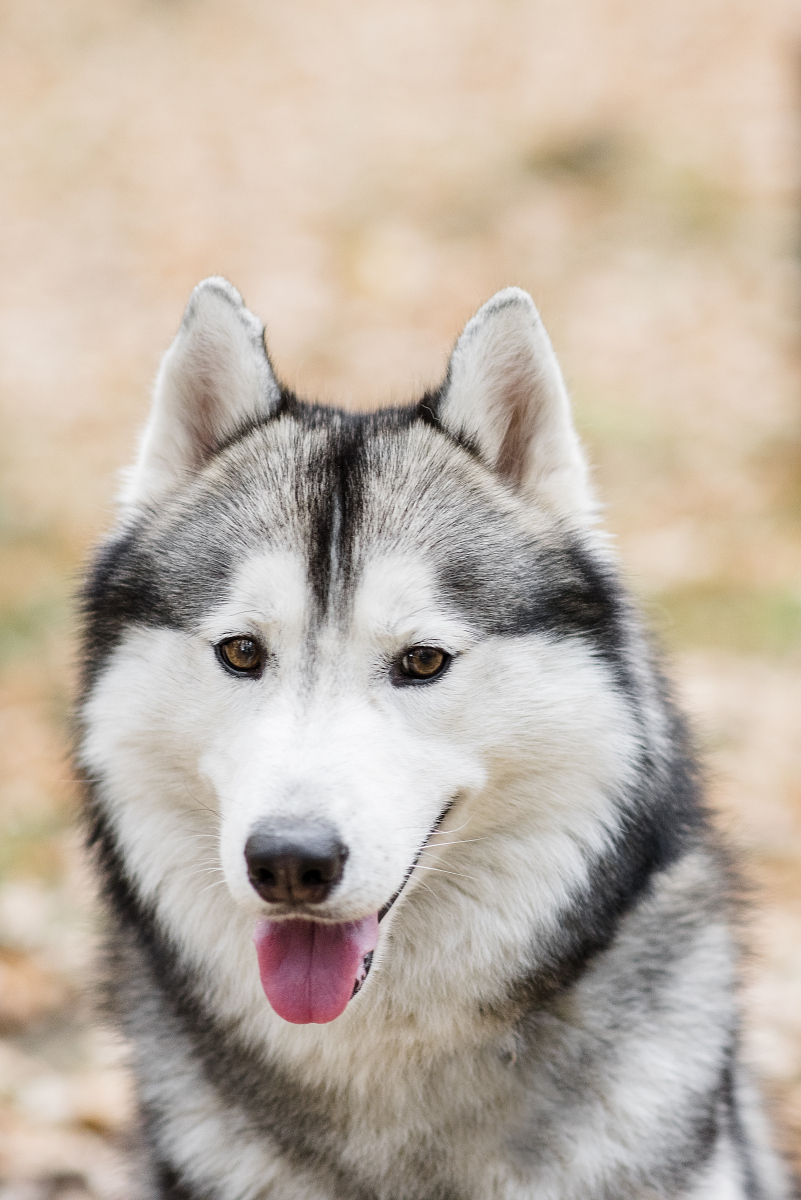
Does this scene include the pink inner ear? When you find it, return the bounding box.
[435,289,591,520]
[127,277,281,511]
[494,363,539,486]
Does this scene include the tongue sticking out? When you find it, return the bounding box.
[253,915,380,1024]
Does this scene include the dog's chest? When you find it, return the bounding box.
[134,966,533,1200]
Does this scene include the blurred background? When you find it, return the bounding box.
[1,0,801,1194]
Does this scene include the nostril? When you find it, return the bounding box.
[244,822,348,906]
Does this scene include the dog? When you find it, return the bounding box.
[77,278,792,1199]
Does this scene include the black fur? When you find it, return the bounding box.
[81,400,636,691]
[78,361,790,1198]
[722,1058,762,1200]
[151,1160,204,1200]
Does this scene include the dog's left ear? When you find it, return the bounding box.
[121,277,280,513]
[435,289,594,523]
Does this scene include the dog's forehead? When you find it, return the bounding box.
[196,415,514,628]
[204,414,518,577]
[98,411,622,682]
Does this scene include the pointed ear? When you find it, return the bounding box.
[436,288,594,523]
[121,278,280,512]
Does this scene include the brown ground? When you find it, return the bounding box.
[1,1,800,1194]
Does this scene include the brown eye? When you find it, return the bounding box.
[216,636,263,676]
[396,646,450,684]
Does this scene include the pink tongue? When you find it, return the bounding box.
[253,915,379,1024]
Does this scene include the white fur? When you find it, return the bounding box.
[78,283,790,1200]
[81,542,638,1076]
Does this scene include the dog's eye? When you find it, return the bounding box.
[216,636,263,676]
[395,646,451,684]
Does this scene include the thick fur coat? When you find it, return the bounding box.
[78,280,792,1199]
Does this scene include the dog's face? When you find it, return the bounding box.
[81,281,636,1025]
[199,445,490,926]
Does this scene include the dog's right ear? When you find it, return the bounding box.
[120,278,280,513]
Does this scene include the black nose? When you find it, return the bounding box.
[244,823,348,906]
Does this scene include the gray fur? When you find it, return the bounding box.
[78,280,792,1200]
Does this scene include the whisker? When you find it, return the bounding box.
[196,880,230,898]
[406,877,436,899]
[422,836,488,848]
[183,869,225,885]
[430,814,475,836]
[182,784,220,818]
[216,608,267,622]
[171,833,220,849]
[414,865,479,883]
[181,859,225,880]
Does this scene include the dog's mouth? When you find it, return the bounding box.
[253,799,457,1025]
[253,914,380,1024]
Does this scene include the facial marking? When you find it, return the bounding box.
[82,410,651,1035]
[193,543,485,929]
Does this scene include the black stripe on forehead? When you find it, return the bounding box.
[303,419,366,618]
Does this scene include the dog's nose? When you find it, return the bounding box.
[244,823,348,905]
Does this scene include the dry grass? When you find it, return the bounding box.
[1,0,800,1193]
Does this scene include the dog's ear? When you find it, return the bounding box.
[435,289,594,523]
[121,278,280,512]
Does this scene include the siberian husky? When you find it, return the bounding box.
[78,279,792,1199]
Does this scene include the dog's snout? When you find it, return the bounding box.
[245,823,348,906]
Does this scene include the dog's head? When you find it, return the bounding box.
[81,280,639,1025]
